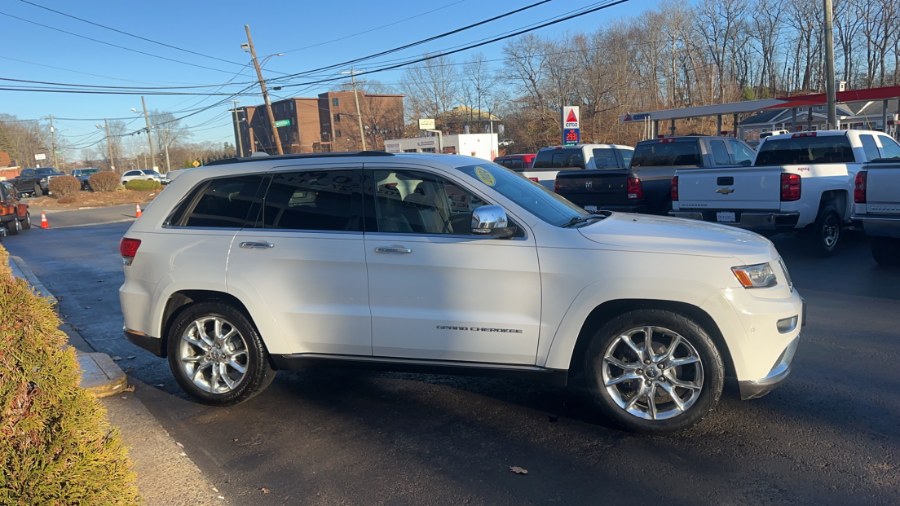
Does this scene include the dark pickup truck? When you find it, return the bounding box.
[13,167,64,197]
[554,136,756,215]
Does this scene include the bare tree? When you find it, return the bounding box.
[401,54,459,128]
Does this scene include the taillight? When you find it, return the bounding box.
[529,177,540,183]
[854,171,867,203]
[627,176,644,200]
[671,175,679,202]
[120,237,141,266]
[780,173,801,201]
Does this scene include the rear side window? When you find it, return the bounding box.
[591,148,620,169]
[533,148,585,169]
[618,149,634,168]
[631,141,701,167]
[259,170,364,232]
[730,140,756,165]
[859,135,881,160]
[710,140,731,165]
[495,158,525,170]
[179,175,265,228]
[755,135,854,165]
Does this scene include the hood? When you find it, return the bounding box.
[578,213,775,261]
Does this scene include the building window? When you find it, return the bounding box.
[334,113,341,122]
[332,98,340,107]
[336,130,342,138]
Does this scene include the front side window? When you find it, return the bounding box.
[259,170,363,232]
[618,149,634,168]
[180,175,265,228]
[877,136,900,159]
[371,169,487,235]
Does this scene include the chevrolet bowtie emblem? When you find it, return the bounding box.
[716,187,735,194]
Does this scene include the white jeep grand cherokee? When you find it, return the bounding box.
[120,152,803,433]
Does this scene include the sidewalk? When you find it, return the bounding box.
[9,255,228,506]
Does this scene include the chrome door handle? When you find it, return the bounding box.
[374,246,412,254]
[239,241,274,249]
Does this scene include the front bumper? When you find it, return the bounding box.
[670,210,800,231]
[738,336,799,399]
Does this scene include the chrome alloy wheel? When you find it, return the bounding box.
[821,214,840,249]
[177,316,250,394]
[601,326,704,421]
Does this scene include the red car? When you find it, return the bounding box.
[0,181,31,236]
[493,153,536,171]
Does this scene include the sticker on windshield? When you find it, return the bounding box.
[474,166,496,186]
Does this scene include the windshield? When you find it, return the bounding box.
[456,163,588,227]
[631,140,701,167]
[755,135,854,165]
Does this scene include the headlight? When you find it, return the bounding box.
[732,262,777,288]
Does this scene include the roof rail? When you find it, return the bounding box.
[204,150,394,166]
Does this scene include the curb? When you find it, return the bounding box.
[9,255,58,307]
[77,352,129,398]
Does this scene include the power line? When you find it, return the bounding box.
[19,0,248,68]
[0,55,209,86]
[0,76,255,91]
[0,9,238,75]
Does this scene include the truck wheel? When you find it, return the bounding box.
[6,218,21,236]
[21,212,31,230]
[167,301,276,406]
[871,237,900,267]
[807,204,841,256]
[583,309,724,434]
[33,183,42,197]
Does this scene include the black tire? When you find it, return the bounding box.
[167,301,276,405]
[6,217,20,236]
[584,309,724,434]
[21,212,31,230]
[33,183,42,196]
[806,204,842,256]
[871,237,900,267]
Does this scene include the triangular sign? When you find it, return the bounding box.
[566,110,578,123]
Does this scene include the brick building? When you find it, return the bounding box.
[235,91,404,155]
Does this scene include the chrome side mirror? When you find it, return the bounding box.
[471,205,516,238]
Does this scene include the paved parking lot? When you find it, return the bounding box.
[4,207,898,505]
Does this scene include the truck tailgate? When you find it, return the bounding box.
[676,166,784,210]
[865,162,900,214]
[554,169,632,210]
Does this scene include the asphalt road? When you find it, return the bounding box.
[4,206,898,505]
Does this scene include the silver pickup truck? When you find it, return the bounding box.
[853,158,900,266]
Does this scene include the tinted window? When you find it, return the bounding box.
[859,135,881,160]
[371,169,487,235]
[495,158,525,170]
[618,149,634,168]
[878,136,900,159]
[591,148,620,169]
[730,140,756,165]
[533,148,585,169]
[183,175,265,228]
[710,140,731,165]
[260,170,363,232]
[631,140,701,167]
[755,135,854,165]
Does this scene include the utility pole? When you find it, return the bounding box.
[824,0,837,129]
[347,68,367,151]
[104,119,115,172]
[140,96,157,169]
[245,24,284,155]
[232,99,244,157]
[48,115,58,168]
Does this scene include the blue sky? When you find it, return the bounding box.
[0,0,653,156]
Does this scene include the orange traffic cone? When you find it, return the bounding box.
[135,204,142,218]
[40,211,49,229]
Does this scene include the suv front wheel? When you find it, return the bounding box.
[167,301,276,405]
[584,309,724,433]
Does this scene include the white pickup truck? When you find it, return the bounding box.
[670,130,900,255]
[853,158,900,266]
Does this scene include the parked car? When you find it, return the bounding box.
[528,144,634,189]
[671,130,898,255]
[119,152,803,434]
[12,167,64,197]
[121,169,163,185]
[0,181,31,236]
[493,154,536,171]
[556,136,754,215]
[71,168,102,190]
[853,157,900,266]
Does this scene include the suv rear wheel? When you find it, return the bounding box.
[584,309,724,433]
[167,301,276,405]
